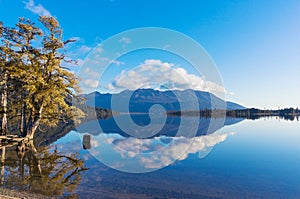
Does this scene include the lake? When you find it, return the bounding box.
[61,115,300,198]
[1,115,300,198]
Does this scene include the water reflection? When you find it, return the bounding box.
[75,116,242,173]
[52,117,300,198]
[0,141,88,197]
[81,131,234,172]
[1,114,299,198]
[76,115,243,137]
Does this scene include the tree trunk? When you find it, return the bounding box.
[1,72,7,135]
[20,103,27,137]
[26,104,43,139]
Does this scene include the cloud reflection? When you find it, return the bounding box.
[83,131,234,172]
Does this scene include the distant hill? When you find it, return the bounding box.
[84,89,245,112]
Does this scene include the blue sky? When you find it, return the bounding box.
[0,0,299,109]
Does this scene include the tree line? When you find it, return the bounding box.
[167,107,300,121]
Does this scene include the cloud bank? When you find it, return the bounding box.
[24,0,52,17]
[106,59,226,95]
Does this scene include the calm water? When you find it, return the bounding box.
[55,116,300,199]
[1,116,300,198]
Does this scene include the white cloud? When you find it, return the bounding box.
[82,79,99,89]
[78,45,92,54]
[23,0,52,17]
[95,45,104,54]
[106,59,226,95]
[99,57,124,66]
[105,83,115,90]
[119,37,131,44]
[64,43,93,67]
[83,67,100,78]
[119,37,131,51]
[163,44,171,50]
[67,44,93,57]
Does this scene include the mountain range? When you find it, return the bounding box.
[84,89,245,112]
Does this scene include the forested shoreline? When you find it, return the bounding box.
[167,107,300,121]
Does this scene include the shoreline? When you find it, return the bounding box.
[0,188,53,199]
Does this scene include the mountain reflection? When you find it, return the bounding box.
[77,115,244,137]
[76,116,242,173]
[0,141,88,197]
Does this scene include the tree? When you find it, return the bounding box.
[0,21,23,135]
[0,16,84,139]
[0,24,8,135]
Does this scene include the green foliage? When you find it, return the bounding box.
[0,16,84,138]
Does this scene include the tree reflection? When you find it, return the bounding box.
[0,141,88,197]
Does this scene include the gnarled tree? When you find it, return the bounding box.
[0,16,84,139]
